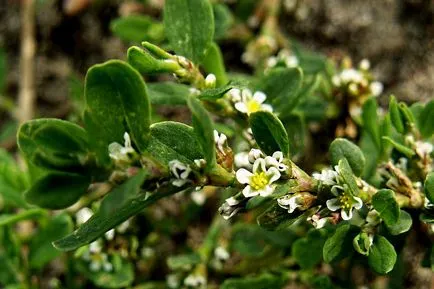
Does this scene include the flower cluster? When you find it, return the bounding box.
[227,88,273,115]
[265,49,299,69]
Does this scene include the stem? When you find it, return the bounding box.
[18,0,36,123]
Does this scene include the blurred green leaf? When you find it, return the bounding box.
[0,209,46,227]
[167,253,201,271]
[425,172,434,204]
[127,46,180,75]
[292,229,327,269]
[386,210,412,235]
[362,97,381,150]
[323,224,358,263]
[389,95,404,134]
[202,42,228,86]
[418,100,434,139]
[213,3,233,40]
[221,274,286,289]
[148,82,190,106]
[110,15,164,43]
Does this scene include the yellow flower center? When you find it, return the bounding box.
[250,172,269,190]
[247,99,261,114]
[339,195,352,210]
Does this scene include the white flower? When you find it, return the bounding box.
[191,189,206,206]
[369,81,383,96]
[307,214,328,229]
[227,88,241,102]
[76,207,93,225]
[234,89,273,115]
[117,220,130,234]
[104,229,115,241]
[108,132,135,162]
[264,151,287,172]
[89,253,113,272]
[89,241,102,254]
[415,141,433,157]
[184,274,206,288]
[234,152,252,169]
[205,74,216,88]
[214,130,228,154]
[339,69,363,84]
[359,59,370,70]
[285,55,299,67]
[326,186,363,220]
[236,158,281,197]
[214,246,230,261]
[248,148,264,163]
[277,194,303,213]
[194,158,207,169]
[189,87,201,96]
[169,160,192,187]
[312,169,338,186]
[167,274,181,289]
[266,56,278,68]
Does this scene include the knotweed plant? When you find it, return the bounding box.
[1,0,433,288]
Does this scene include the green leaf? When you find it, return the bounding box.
[213,3,233,40]
[18,118,89,172]
[221,274,286,289]
[330,138,365,176]
[53,182,183,251]
[362,97,381,150]
[398,102,415,132]
[419,100,434,138]
[337,159,359,196]
[84,60,151,165]
[164,0,214,64]
[25,172,91,209]
[147,121,204,165]
[110,15,164,43]
[187,96,216,168]
[323,224,358,263]
[29,213,73,269]
[0,47,6,93]
[127,46,180,75]
[382,136,415,158]
[167,253,201,271]
[281,113,306,157]
[386,210,412,235]
[256,68,303,115]
[368,235,397,274]
[425,172,434,204]
[292,229,327,269]
[198,84,237,101]
[389,95,404,134]
[202,42,228,86]
[257,203,306,231]
[148,82,190,106]
[372,189,400,226]
[0,209,46,227]
[249,111,290,157]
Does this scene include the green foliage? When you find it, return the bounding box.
[164,0,214,64]
[425,173,434,204]
[292,229,327,269]
[368,236,397,274]
[110,15,164,43]
[329,138,365,176]
[323,224,358,263]
[372,189,400,227]
[249,111,290,157]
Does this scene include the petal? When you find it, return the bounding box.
[353,196,363,209]
[277,195,291,206]
[258,185,274,197]
[326,198,340,211]
[261,104,273,112]
[264,156,279,167]
[226,197,240,206]
[236,168,253,184]
[235,102,248,113]
[315,218,328,229]
[267,167,281,183]
[241,88,252,100]
[253,158,267,173]
[242,185,258,197]
[214,130,220,142]
[272,151,283,162]
[341,208,353,220]
[253,91,266,103]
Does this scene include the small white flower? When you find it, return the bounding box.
[312,169,338,186]
[189,87,201,96]
[236,158,281,197]
[264,151,288,171]
[141,247,155,258]
[359,59,370,71]
[285,55,299,67]
[89,241,102,254]
[219,202,242,220]
[234,89,273,115]
[248,148,264,163]
[105,229,115,241]
[108,132,135,162]
[339,69,363,84]
[205,74,217,88]
[89,252,112,272]
[234,152,252,169]
[326,186,363,220]
[169,160,192,187]
[184,274,206,288]
[307,214,328,229]
[214,130,228,154]
[225,196,240,206]
[277,194,303,213]
[167,274,181,289]
[194,158,207,169]
[214,246,230,261]
[415,141,433,157]
[370,81,383,96]
[116,220,130,234]
[266,56,278,68]
[227,88,241,102]
[76,207,93,225]
[191,189,206,206]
